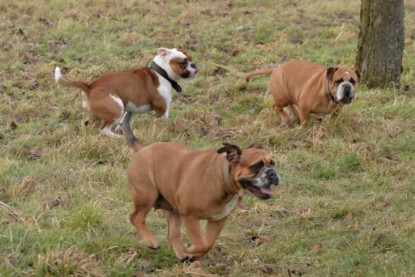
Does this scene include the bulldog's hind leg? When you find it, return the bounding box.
[100,116,123,138]
[288,105,300,125]
[273,104,292,126]
[162,210,185,259]
[89,93,124,138]
[129,187,160,249]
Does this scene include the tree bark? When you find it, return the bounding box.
[356,0,404,88]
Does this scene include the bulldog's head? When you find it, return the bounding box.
[327,66,360,104]
[218,143,280,200]
[154,47,198,80]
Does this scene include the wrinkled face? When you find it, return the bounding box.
[156,48,198,79]
[235,149,280,200]
[328,67,360,104]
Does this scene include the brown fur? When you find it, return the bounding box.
[57,67,166,134]
[245,60,360,126]
[56,48,198,138]
[127,141,278,261]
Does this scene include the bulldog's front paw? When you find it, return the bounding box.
[180,255,197,263]
[141,238,160,250]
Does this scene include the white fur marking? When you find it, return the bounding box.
[100,115,123,138]
[125,103,152,114]
[156,76,173,103]
[110,94,124,109]
[152,48,187,80]
[211,194,239,221]
[336,81,355,101]
[159,111,169,122]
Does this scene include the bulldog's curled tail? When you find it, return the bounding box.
[244,68,274,82]
[54,67,91,95]
[121,111,143,153]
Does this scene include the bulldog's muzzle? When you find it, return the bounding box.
[337,81,355,104]
[239,167,279,200]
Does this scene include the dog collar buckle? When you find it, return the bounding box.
[149,61,182,93]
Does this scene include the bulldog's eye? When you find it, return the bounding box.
[180,60,188,67]
[251,161,264,172]
[350,78,356,85]
[336,78,344,84]
[269,160,275,166]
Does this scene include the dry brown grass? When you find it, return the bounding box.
[1,0,415,276]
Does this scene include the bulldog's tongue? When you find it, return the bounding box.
[260,186,275,196]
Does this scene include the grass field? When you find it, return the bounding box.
[1,0,415,276]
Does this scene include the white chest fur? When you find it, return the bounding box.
[156,74,173,106]
[211,194,239,221]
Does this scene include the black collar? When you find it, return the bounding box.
[149,61,182,93]
[325,77,336,102]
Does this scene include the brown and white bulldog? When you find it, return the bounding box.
[125,136,280,261]
[54,48,198,138]
[245,60,360,126]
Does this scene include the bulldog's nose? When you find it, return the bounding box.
[343,84,354,98]
[344,83,352,91]
[266,169,279,185]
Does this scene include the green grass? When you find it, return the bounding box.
[1,0,415,276]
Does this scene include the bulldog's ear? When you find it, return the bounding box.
[157,48,170,56]
[247,142,263,149]
[326,67,337,81]
[217,143,242,162]
[354,68,361,81]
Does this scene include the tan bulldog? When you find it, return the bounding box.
[245,60,360,126]
[124,131,280,261]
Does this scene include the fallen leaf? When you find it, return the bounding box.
[59,109,70,119]
[309,241,323,251]
[382,202,394,212]
[373,233,386,246]
[138,259,153,271]
[48,195,68,208]
[249,236,273,247]
[287,266,306,276]
[28,147,42,159]
[327,219,343,229]
[10,121,18,130]
[27,79,37,90]
[257,263,274,274]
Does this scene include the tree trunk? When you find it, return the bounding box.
[356,0,404,88]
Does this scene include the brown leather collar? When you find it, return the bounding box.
[325,77,336,102]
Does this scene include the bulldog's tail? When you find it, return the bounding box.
[121,111,143,153]
[54,67,91,95]
[244,68,274,82]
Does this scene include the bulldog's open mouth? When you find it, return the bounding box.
[239,180,276,200]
